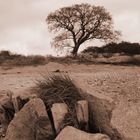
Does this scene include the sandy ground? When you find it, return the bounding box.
[0,62,140,140]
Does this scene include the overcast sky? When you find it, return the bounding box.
[0,0,140,55]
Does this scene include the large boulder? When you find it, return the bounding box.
[4,98,54,140]
[51,103,68,134]
[55,126,110,140]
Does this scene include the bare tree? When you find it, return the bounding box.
[46,3,120,55]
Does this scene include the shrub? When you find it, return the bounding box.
[82,46,103,54]
[25,55,46,65]
[102,42,140,55]
[0,51,47,66]
[34,74,84,128]
[0,51,11,57]
[82,42,140,56]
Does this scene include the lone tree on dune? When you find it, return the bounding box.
[46,3,120,55]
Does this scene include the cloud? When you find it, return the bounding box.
[114,11,140,42]
[0,0,140,55]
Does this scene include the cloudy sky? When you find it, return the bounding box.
[0,0,140,55]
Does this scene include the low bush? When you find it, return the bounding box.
[34,74,84,128]
[10,55,47,66]
[82,41,140,56]
[0,51,47,66]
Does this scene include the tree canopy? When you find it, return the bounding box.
[46,3,120,55]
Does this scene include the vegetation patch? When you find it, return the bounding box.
[34,74,84,130]
[0,51,47,67]
[82,42,140,56]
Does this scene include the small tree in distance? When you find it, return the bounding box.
[46,3,120,55]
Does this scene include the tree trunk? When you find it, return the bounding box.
[72,44,80,56]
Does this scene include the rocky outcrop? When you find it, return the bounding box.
[0,93,15,137]
[4,98,54,140]
[0,91,34,137]
[55,126,111,140]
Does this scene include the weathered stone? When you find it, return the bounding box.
[10,93,38,115]
[55,126,111,140]
[4,98,54,140]
[12,96,21,113]
[51,103,68,133]
[85,94,123,140]
[0,95,13,112]
[0,95,15,136]
[76,100,89,131]
[0,105,9,137]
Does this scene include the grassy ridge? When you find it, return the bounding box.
[0,51,47,66]
[1,41,140,67]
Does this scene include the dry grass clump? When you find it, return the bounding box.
[9,55,47,66]
[0,50,47,66]
[34,74,84,128]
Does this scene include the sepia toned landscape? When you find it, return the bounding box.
[0,1,140,140]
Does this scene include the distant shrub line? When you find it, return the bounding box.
[1,41,140,66]
[82,42,140,56]
[0,51,47,66]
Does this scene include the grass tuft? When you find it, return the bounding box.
[34,73,84,128]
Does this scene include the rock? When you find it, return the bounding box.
[86,94,121,139]
[55,126,111,140]
[0,95,15,136]
[4,98,54,140]
[11,92,37,114]
[12,96,23,113]
[0,105,9,137]
[76,100,89,131]
[0,93,13,111]
[51,103,68,133]
[53,69,60,73]
[12,94,36,113]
